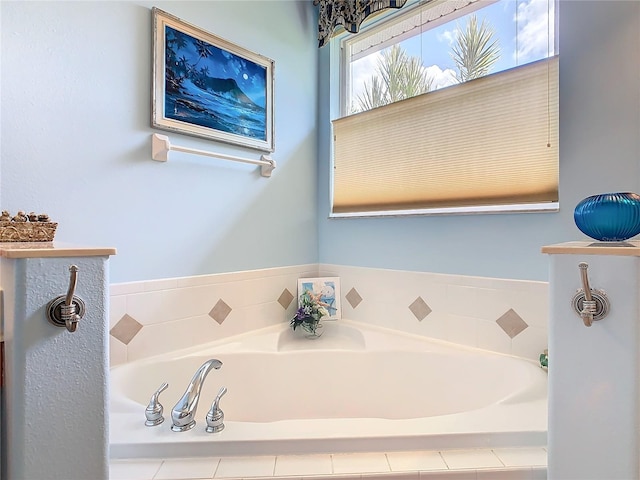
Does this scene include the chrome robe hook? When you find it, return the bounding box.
[571,262,610,327]
[47,265,86,332]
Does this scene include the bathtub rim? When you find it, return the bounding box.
[110,319,548,459]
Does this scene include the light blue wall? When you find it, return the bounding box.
[1,1,318,283]
[318,0,640,282]
[2,1,639,285]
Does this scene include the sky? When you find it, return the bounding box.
[349,0,555,100]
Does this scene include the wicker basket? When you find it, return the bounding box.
[0,221,57,242]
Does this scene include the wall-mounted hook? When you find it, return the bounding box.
[47,265,86,332]
[571,262,610,327]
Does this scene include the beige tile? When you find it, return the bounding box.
[331,452,390,474]
[278,288,295,309]
[154,457,219,479]
[110,314,143,345]
[345,287,363,309]
[409,296,432,321]
[214,456,275,478]
[209,299,232,324]
[387,451,448,472]
[440,449,503,470]
[496,309,528,339]
[493,448,547,467]
[274,454,332,476]
[109,459,162,480]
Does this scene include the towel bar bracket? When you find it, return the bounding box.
[151,133,276,177]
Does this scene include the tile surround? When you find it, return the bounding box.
[109,263,548,366]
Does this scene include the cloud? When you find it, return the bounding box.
[437,29,456,45]
[349,53,457,103]
[515,0,555,63]
[424,64,458,90]
[349,53,380,100]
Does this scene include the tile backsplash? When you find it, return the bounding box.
[109,264,548,366]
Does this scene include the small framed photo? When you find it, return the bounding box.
[152,8,275,152]
[297,277,341,320]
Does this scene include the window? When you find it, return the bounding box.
[331,0,558,217]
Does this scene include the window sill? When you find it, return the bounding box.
[330,202,559,218]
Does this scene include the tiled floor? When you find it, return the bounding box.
[110,446,547,480]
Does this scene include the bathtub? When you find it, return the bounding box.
[109,320,547,459]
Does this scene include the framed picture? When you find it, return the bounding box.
[297,277,341,320]
[152,8,275,152]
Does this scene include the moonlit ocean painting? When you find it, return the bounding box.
[163,25,267,141]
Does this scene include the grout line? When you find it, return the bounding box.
[491,448,507,467]
[384,452,392,473]
[212,457,221,479]
[154,459,165,480]
[437,451,451,470]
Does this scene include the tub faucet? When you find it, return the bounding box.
[171,358,222,432]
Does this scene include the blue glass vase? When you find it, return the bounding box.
[574,192,640,241]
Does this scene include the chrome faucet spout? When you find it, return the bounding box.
[171,359,222,432]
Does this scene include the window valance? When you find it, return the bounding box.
[315,0,409,47]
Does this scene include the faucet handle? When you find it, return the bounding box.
[205,386,227,433]
[145,382,169,426]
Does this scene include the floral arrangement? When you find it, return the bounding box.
[290,290,330,336]
[539,349,548,370]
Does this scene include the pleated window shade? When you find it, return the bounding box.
[332,56,559,215]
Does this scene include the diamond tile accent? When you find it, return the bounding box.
[345,287,363,309]
[278,288,295,309]
[209,299,232,325]
[110,314,143,345]
[496,308,529,338]
[409,296,432,321]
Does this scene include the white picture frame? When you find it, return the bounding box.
[297,277,341,320]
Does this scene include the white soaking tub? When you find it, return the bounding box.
[109,320,547,459]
